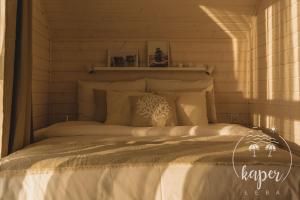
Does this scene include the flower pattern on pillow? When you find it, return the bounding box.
[136,95,171,126]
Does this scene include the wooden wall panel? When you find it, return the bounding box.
[250,0,300,144]
[41,0,256,40]
[35,0,256,126]
[49,39,250,125]
[32,0,50,130]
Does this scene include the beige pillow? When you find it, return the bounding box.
[78,79,146,121]
[130,94,178,127]
[93,89,107,122]
[205,85,217,123]
[146,78,217,123]
[159,91,208,126]
[105,91,146,125]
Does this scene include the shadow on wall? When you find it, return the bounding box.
[250,0,300,144]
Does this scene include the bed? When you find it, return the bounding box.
[1,78,300,200]
[1,122,300,200]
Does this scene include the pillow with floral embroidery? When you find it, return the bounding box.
[130,94,178,127]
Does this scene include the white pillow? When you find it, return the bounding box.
[147,78,217,123]
[78,79,146,121]
[105,90,147,126]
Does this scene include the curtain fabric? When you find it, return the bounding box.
[1,0,32,157]
[0,0,6,154]
[0,0,5,70]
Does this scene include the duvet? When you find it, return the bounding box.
[0,122,300,200]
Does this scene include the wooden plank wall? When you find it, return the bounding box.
[37,0,255,127]
[49,38,250,125]
[32,0,51,130]
[250,0,300,143]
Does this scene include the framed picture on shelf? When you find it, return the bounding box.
[147,41,170,67]
[108,49,139,67]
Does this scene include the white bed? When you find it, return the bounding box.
[1,122,300,200]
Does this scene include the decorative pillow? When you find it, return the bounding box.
[130,94,178,127]
[105,91,146,126]
[78,79,146,121]
[146,78,217,123]
[93,89,107,122]
[159,91,208,126]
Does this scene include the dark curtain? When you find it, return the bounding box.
[1,0,32,157]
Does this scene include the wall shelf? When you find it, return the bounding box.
[87,66,215,74]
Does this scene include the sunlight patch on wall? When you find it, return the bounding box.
[252,113,261,128]
[290,0,300,101]
[251,17,259,100]
[290,0,300,143]
[249,0,300,144]
[265,115,275,129]
[266,5,273,100]
[294,120,300,143]
[198,6,240,41]
[199,5,248,98]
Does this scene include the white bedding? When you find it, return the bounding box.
[34,121,250,140]
[1,122,300,200]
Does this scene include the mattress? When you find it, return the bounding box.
[1,122,300,200]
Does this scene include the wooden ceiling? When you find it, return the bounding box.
[41,0,258,40]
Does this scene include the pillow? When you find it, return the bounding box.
[105,90,147,126]
[205,84,217,123]
[130,94,178,127]
[93,89,107,122]
[146,78,217,123]
[159,91,208,126]
[78,79,146,121]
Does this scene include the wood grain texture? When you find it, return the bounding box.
[32,0,50,130]
[40,0,256,40]
[32,0,258,127]
[49,39,250,126]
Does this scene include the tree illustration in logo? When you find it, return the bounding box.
[249,143,260,157]
[265,143,276,157]
[232,129,293,191]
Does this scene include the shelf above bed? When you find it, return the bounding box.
[87,66,215,74]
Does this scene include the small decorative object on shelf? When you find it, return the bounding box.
[175,63,184,68]
[186,63,194,68]
[107,49,139,67]
[147,41,170,67]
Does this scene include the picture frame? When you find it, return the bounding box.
[147,41,170,67]
[108,49,139,67]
